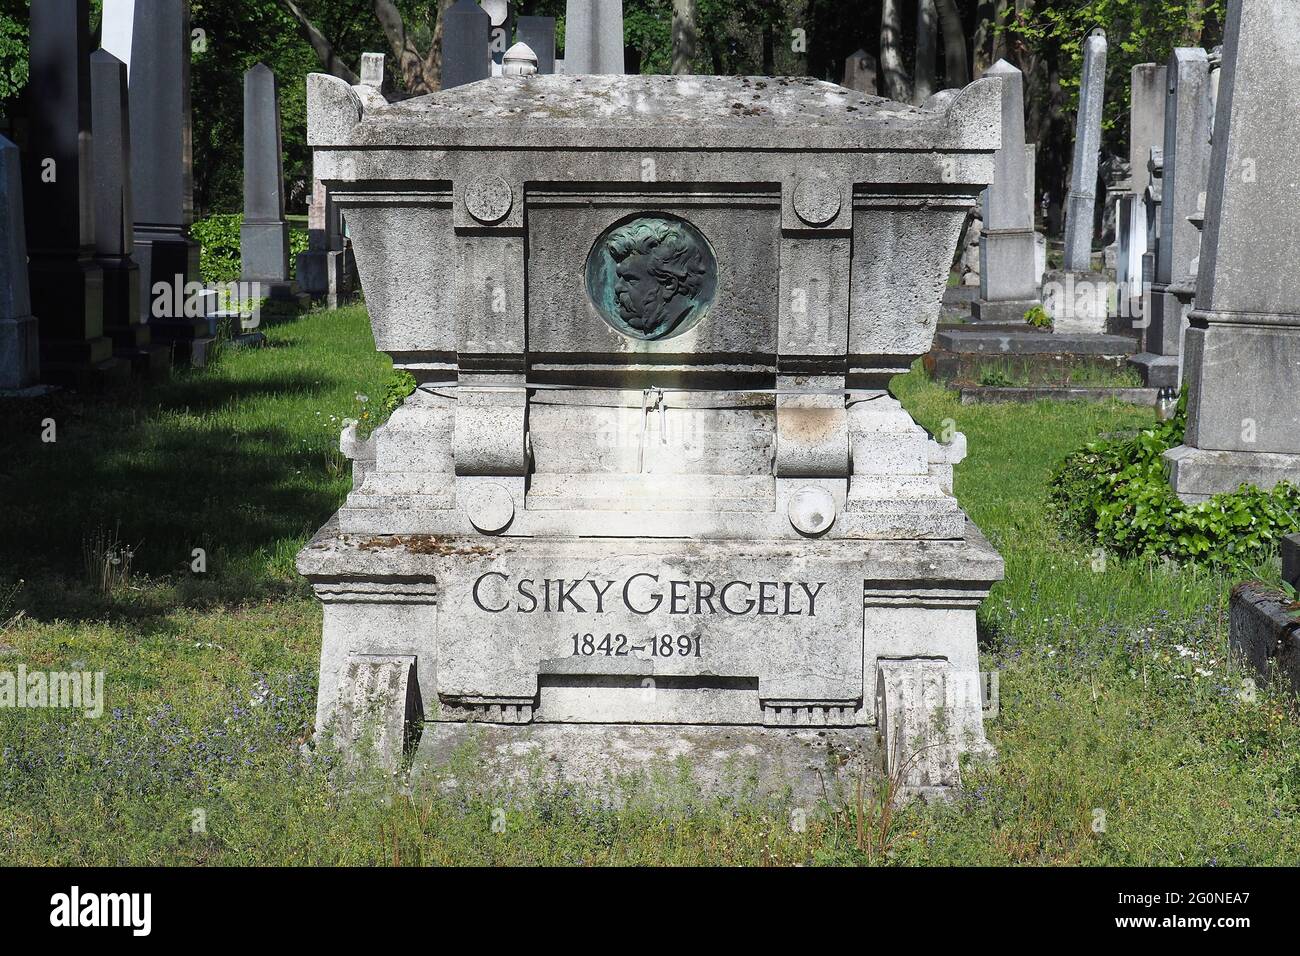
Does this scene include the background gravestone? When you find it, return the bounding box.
[972,61,1040,323]
[517,16,557,75]
[106,0,213,365]
[1164,0,1300,500]
[481,0,514,68]
[564,0,625,75]
[1062,30,1108,272]
[841,49,878,95]
[1046,29,1109,334]
[1137,48,1212,389]
[240,63,294,299]
[442,0,492,89]
[1120,63,1166,336]
[23,0,125,389]
[91,49,168,379]
[0,136,39,391]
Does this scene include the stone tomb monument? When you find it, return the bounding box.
[298,74,1005,799]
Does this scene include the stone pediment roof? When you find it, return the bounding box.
[340,74,1000,152]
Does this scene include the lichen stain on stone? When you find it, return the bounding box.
[356,535,495,557]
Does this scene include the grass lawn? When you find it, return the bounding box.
[0,304,1296,865]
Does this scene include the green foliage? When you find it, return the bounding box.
[1004,0,1229,156]
[0,2,28,103]
[1024,305,1053,330]
[1048,395,1300,572]
[191,213,308,283]
[978,366,1014,388]
[191,213,244,283]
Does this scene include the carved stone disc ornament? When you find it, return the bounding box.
[464,174,513,223]
[792,174,842,227]
[585,213,718,341]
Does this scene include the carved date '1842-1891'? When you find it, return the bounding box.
[472,572,827,617]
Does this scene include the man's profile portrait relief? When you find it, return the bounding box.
[586,214,717,340]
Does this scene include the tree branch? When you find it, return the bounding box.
[276,0,359,84]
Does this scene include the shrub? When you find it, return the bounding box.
[1024,304,1053,329]
[1048,394,1300,572]
[191,214,311,284]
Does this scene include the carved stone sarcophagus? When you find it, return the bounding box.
[299,74,1005,799]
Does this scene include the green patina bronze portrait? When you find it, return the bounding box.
[586,214,717,341]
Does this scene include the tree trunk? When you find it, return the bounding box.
[880,0,911,103]
[672,0,698,75]
[934,0,968,87]
[914,0,937,104]
[992,0,1009,62]
[973,1,995,74]
[276,0,361,84]
[762,20,775,76]
[373,0,438,93]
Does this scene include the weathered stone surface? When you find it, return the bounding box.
[1063,31,1108,272]
[241,63,291,287]
[1120,64,1166,328]
[1230,582,1300,698]
[301,70,1006,796]
[1043,268,1112,334]
[564,0,624,75]
[0,136,39,390]
[1284,535,1299,591]
[413,723,879,806]
[1166,0,1300,498]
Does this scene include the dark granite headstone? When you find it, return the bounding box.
[122,0,210,359]
[517,16,556,75]
[240,63,291,292]
[24,0,124,387]
[91,49,168,377]
[442,0,492,89]
[0,136,39,390]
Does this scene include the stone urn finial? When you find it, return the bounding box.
[502,42,538,76]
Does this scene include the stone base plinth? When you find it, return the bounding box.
[1128,352,1180,389]
[1043,269,1113,334]
[1164,444,1300,502]
[299,517,1002,800]
[0,314,40,390]
[970,298,1039,324]
[411,722,881,806]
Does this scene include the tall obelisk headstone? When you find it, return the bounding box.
[442,0,492,89]
[24,0,126,388]
[0,136,39,391]
[972,60,1040,322]
[1063,30,1108,271]
[1165,0,1300,500]
[1133,49,1212,388]
[564,0,625,75]
[913,0,937,105]
[240,63,295,300]
[91,49,168,378]
[1119,63,1166,330]
[107,0,212,363]
[1046,29,1110,334]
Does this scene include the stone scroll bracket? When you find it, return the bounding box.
[335,654,424,772]
[775,170,852,538]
